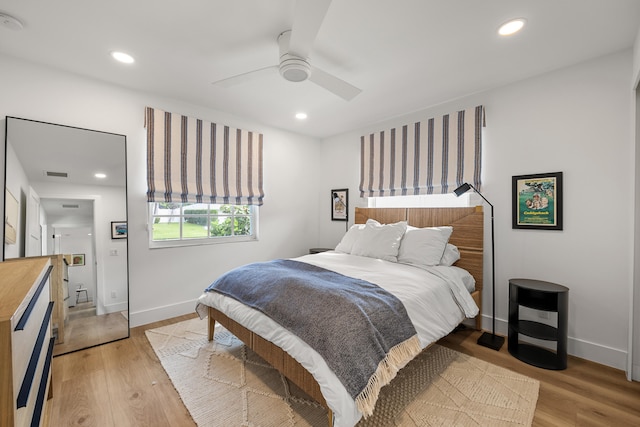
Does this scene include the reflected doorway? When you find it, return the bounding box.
[41,197,128,356]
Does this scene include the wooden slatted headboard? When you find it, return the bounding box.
[354,206,484,329]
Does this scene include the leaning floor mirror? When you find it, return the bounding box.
[3,116,129,356]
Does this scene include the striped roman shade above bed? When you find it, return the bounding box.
[145,107,264,205]
[360,105,484,197]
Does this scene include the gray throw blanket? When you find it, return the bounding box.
[205,259,422,417]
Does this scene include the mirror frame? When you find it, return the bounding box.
[3,116,130,355]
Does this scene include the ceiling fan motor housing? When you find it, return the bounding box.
[277,30,311,82]
[279,55,311,82]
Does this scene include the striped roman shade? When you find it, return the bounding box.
[360,105,484,197]
[145,107,264,205]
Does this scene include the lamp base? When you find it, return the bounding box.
[477,332,505,351]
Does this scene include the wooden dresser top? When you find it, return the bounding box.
[0,258,50,321]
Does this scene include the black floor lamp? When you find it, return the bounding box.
[453,183,505,351]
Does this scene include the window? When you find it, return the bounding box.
[149,202,258,248]
[367,193,473,208]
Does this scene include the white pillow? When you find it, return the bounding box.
[397,225,453,268]
[335,224,366,253]
[351,220,407,262]
[439,243,460,266]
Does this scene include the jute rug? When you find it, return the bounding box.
[146,317,539,427]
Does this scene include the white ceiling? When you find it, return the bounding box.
[1,0,639,139]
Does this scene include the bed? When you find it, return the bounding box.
[196,206,484,427]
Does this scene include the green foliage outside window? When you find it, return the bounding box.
[150,203,254,241]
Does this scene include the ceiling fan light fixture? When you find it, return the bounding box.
[279,57,311,82]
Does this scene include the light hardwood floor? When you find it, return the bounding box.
[49,314,640,426]
[53,309,129,356]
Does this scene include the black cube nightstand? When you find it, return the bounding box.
[508,278,569,370]
[309,248,332,254]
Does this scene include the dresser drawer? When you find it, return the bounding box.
[14,311,53,427]
[11,277,51,401]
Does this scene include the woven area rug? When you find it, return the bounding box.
[146,317,539,427]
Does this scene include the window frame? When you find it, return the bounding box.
[367,193,474,208]
[148,202,259,249]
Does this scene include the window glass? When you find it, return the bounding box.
[149,202,257,248]
[367,193,473,208]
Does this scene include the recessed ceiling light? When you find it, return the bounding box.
[295,112,308,120]
[498,18,526,36]
[95,173,107,179]
[110,51,135,64]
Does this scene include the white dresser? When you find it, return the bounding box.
[0,258,54,427]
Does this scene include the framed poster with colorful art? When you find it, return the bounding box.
[512,172,563,230]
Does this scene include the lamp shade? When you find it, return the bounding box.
[454,183,472,197]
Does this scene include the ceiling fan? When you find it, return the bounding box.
[212,0,362,101]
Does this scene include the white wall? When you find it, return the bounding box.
[319,50,635,371]
[0,54,322,327]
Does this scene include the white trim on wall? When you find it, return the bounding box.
[631,81,640,381]
[130,298,199,328]
[487,316,629,371]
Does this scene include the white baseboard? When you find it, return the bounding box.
[103,301,128,314]
[129,299,199,328]
[478,314,629,372]
[568,336,628,372]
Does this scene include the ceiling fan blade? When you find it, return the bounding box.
[288,0,332,58]
[212,65,278,88]
[309,66,362,101]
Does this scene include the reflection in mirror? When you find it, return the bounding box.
[3,117,129,356]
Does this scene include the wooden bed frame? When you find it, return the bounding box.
[206,206,484,426]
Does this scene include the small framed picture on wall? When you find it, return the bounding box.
[111,221,128,239]
[512,171,563,230]
[71,254,85,266]
[331,189,348,221]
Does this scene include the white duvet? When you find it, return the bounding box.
[196,251,479,427]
